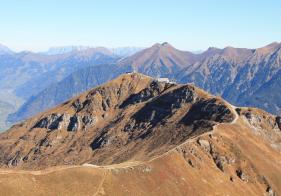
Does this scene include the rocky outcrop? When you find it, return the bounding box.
[236,169,249,182]
[181,98,234,127]
[33,113,63,130]
[276,116,281,130]
[132,85,197,126]
[67,115,80,131]
[120,80,173,108]
[33,113,95,131]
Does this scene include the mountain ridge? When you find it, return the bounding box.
[0,73,237,169]
[1,73,281,195]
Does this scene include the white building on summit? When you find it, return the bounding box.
[155,78,176,84]
[156,78,170,83]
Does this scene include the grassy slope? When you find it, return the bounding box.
[0,118,281,195]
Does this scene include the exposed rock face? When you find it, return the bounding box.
[236,169,249,182]
[67,115,80,131]
[120,81,172,108]
[131,85,198,126]
[1,73,281,195]
[33,113,63,130]
[276,116,281,130]
[33,113,91,132]
[181,98,234,124]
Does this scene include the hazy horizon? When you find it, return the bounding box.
[1,0,280,52]
[1,41,281,54]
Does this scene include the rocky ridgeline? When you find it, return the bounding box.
[0,74,244,169]
[1,74,281,195]
[120,80,173,108]
[89,81,236,156]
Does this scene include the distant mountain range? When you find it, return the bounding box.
[42,46,91,55]
[110,47,144,57]
[42,45,143,57]
[1,42,281,129]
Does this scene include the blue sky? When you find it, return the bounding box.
[0,0,280,52]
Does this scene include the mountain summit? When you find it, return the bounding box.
[0,73,281,195]
[118,42,200,77]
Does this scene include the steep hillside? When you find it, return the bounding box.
[0,73,281,195]
[1,73,236,169]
